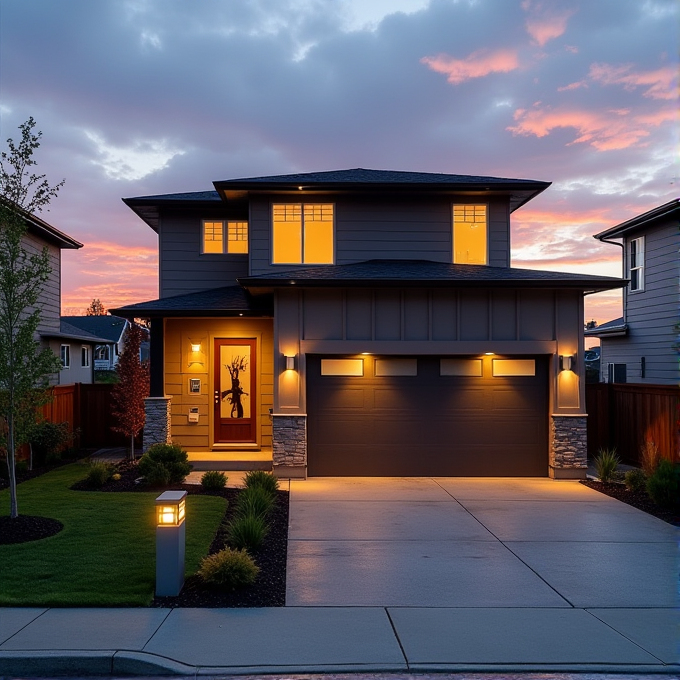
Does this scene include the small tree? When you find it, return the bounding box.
[0,118,64,518]
[111,323,149,460]
[86,298,107,316]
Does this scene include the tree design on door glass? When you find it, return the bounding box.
[220,346,250,419]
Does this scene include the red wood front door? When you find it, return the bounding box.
[214,338,257,444]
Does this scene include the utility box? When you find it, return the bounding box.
[188,407,199,423]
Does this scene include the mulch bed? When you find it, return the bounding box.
[0,514,64,544]
[580,479,680,527]
[71,460,289,607]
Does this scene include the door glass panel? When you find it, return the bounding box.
[220,345,251,418]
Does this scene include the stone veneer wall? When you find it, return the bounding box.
[144,397,172,452]
[550,415,587,478]
[272,415,307,477]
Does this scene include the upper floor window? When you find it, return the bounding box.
[81,346,90,368]
[453,204,487,265]
[202,220,248,254]
[60,345,70,369]
[629,236,644,292]
[272,204,334,264]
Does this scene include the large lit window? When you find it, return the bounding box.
[629,237,644,292]
[272,204,334,264]
[202,220,248,254]
[453,205,487,265]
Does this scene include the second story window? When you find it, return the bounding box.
[60,344,70,369]
[202,220,249,254]
[629,236,644,292]
[453,204,487,265]
[272,204,334,264]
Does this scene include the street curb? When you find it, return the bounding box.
[113,650,196,675]
[0,650,114,676]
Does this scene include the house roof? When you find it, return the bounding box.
[109,285,272,318]
[1,200,83,249]
[61,315,129,342]
[214,168,551,213]
[594,198,680,240]
[584,316,628,338]
[122,190,222,232]
[40,319,111,344]
[239,260,627,293]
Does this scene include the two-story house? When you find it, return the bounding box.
[112,168,625,479]
[16,208,108,385]
[585,199,679,386]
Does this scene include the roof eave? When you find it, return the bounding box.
[594,199,680,240]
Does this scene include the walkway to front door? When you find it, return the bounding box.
[285,477,678,608]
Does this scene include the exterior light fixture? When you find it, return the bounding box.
[485,352,495,356]
[559,354,575,371]
[285,354,296,371]
[190,343,201,353]
[155,490,187,596]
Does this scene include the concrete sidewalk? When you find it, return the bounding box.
[1,605,678,675]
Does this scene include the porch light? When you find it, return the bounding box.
[285,354,296,371]
[484,352,495,356]
[190,342,201,352]
[559,354,575,372]
[155,490,187,597]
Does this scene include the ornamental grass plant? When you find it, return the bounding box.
[594,447,620,483]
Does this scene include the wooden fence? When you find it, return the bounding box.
[586,382,679,464]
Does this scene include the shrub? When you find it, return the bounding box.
[111,473,122,482]
[138,443,191,486]
[243,470,279,497]
[236,484,274,519]
[201,471,227,490]
[624,468,647,493]
[594,447,620,483]
[15,460,29,475]
[646,459,680,510]
[86,461,112,488]
[640,440,661,477]
[198,548,259,590]
[228,513,268,551]
[30,421,72,466]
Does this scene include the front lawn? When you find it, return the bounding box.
[0,463,226,606]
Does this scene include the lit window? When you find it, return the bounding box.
[453,205,487,265]
[202,220,249,254]
[272,204,334,264]
[81,346,90,368]
[60,345,70,369]
[629,237,644,292]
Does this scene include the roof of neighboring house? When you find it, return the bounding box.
[40,319,111,344]
[1,200,83,249]
[594,198,680,240]
[239,260,627,293]
[61,315,129,343]
[584,316,628,338]
[110,286,272,318]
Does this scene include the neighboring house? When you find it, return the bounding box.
[13,207,105,385]
[585,199,679,385]
[62,315,148,371]
[112,168,625,479]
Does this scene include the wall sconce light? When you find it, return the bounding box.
[285,354,296,371]
[155,490,187,597]
[559,354,575,371]
[190,342,201,353]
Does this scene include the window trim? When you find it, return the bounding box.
[201,220,249,255]
[60,344,70,369]
[271,203,335,265]
[628,236,644,292]
[452,203,489,266]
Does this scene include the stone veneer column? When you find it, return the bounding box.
[550,414,588,479]
[272,415,307,478]
[143,396,172,452]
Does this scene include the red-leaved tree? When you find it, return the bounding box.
[111,323,149,460]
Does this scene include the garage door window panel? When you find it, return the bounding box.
[375,358,418,376]
[321,358,364,376]
[492,359,536,376]
[440,358,483,376]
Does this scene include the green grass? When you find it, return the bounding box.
[0,463,226,606]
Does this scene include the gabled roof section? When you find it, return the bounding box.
[1,200,82,249]
[61,315,129,343]
[214,168,551,213]
[584,316,628,338]
[110,285,272,318]
[239,260,626,293]
[122,190,222,232]
[40,319,111,343]
[594,198,680,240]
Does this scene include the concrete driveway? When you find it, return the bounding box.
[286,477,679,608]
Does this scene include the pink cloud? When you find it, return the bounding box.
[557,80,586,92]
[522,1,575,46]
[421,48,519,85]
[588,63,678,100]
[507,103,675,150]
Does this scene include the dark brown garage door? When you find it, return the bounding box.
[307,355,548,477]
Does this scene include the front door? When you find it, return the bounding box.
[214,338,257,444]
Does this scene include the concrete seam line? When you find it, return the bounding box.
[0,607,51,646]
[384,606,410,669]
[141,606,174,650]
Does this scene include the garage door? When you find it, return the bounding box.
[307,355,548,477]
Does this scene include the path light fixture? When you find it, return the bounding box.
[155,490,187,597]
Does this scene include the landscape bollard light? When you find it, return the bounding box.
[155,490,187,597]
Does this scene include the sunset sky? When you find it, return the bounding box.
[1,0,677,333]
